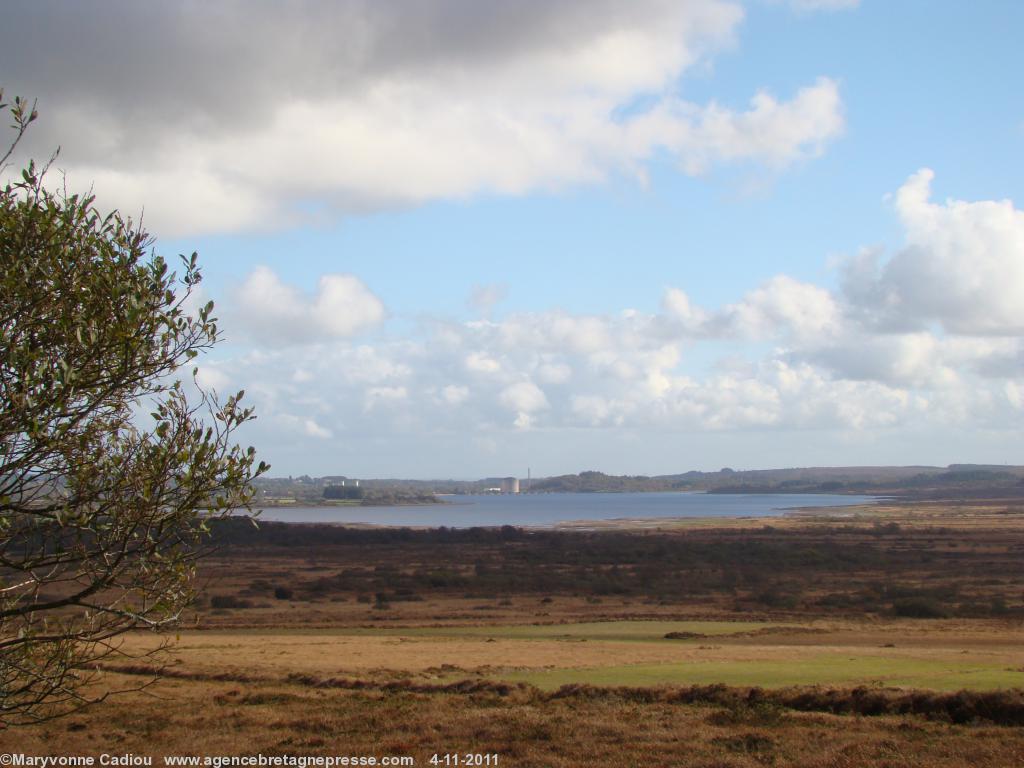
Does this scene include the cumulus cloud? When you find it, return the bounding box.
[234,266,385,345]
[842,169,1024,335]
[625,77,844,175]
[465,352,502,375]
[201,290,1021,475]
[504,380,549,409]
[189,171,1023,470]
[662,288,708,332]
[0,1,844,236]
[714,275,841,341]
[802,333,956,388]
[209,307,978,446]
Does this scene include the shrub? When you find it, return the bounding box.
[892,597,948,618]
[210,595,253,610]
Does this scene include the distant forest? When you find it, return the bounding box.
[531,465,1024,497]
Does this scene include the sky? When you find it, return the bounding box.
[2,1,1023,478]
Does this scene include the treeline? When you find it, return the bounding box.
[531,467,1024,495]
[256,465,1024,498]
[530,470,687,493]
[323,485,364,500]
[711,469,1024,495]
[321,485,439,504]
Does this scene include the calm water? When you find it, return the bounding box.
[248,492,877,528]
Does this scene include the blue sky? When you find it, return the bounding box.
[166,1,1024,317]
[3,1,1023,477]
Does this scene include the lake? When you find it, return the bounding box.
[247,491,877,528]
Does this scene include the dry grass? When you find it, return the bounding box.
[10,671,1024,767]
[553,499,1024,531]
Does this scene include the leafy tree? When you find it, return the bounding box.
[323,484,364,500]
[0,91,268,724]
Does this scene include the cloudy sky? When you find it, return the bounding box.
[3,1,1023,478]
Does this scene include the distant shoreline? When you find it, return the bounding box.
[256,497,446,509]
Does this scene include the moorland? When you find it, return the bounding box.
[11,494,1024,767]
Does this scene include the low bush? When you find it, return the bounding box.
[892,597,948,618]
[210,595,253,609]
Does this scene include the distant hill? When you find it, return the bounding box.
[529,465,1024,496]
[528,470,684,493]
[256,464,1024,499]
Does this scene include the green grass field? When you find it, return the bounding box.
[499,653,1024,691]
[187,619,1024,693]
[367,619,1024,692]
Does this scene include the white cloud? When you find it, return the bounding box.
[312,275,388,337]
[500,381,550,429]
[200,172,1024,470]
[364,386,409,412]
[3,1,845,236]
[536,361,573,385]
[303,419,333,440]
[1006,382,1024,410]
[571,394,619,426]
[276,413,334,440]
[788,0,860,11]
[661,287,709,335]
[204,293,1022,470]
[341,346,413,384]
[234,266,385,345]
[440,385,470,406]
[194,365,230,392]
[465,352,502,375]
[626,77,844,175]
[802,333,950,387]
[842,169,1024,335]
[716,274,841,341]
[467,283,509,317]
